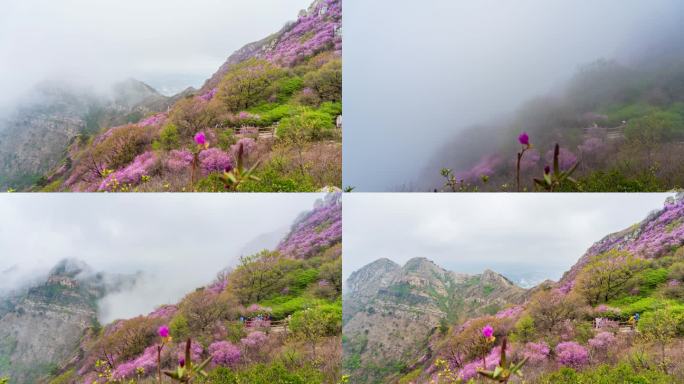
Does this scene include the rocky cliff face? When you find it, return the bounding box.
[343,257,527,383]
[0,80,172,190]
[0,259,137,384]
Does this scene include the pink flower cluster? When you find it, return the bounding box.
[588,331,616,351]
[237,111,260,121]
[515,149,541,173]
[138,113,167,127]
[198,148,234,175]
[457,155,502,182]
[240,331,268,348]
[231,138,256,158]
[625,197,684,257]
[208,341,240,366]
[165,150,194,173]
[458,346,502,380]
[99,151,158,191]
[495,305,524,319]
[176,341,203,363]
[545,147,578,170]
[578,137,605,154]
[277,193,342,258]
[148,305,178,319]
[564,195,684,285]
[207,279,228,295]
[112,345,158,379]
[555,341,589,368]
[523,342,550,364]
[198,88,218,102]
[263,0,342,66]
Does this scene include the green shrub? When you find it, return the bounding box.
[169,314,190,339]
[539,363,674,384]
[510,314,536,343]
[257,104,297,125]
[303,59,342,103]
[271,76,304,103]
[198,362,323,384]
[217,129,236,151]
[48,369,75,384]
[226,321,246,343]
[318,101,342,117]
[238,158,318,192]
[217,59,285,112]
[152,123,180,151]
[635,268,669,294]
[398,368,422,384]
[293,268,320,291]
[277,109,335,141]
[261,296,312,320]
[578,168,662,192]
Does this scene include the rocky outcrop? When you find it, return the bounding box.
[343,257,527,383]
[0,260,138,383]
[0,80,172,190]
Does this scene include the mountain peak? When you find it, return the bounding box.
[49,258,92,278]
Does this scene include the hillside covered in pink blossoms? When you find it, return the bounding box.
[40,194,342,384]
[35,0,342,193]
[430,57,684,193]
[278,192,342,259]
[346,194,684,383]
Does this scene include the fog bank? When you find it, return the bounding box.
[343,0,684,191]
[0,0,312,106]
[0,194,322,323]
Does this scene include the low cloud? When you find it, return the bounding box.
[0,194,322,323]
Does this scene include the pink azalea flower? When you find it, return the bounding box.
[194,132,206,146]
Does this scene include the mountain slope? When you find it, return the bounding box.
[371,194,684,384]
[34,194,343,384]
[343,258,527,384]
[0,259,138,383]
[37,0,342,193]
[0,80,172,190]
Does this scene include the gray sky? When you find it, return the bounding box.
[0,193,323,323]
[0,0,312,101]
[343,0,684,191]
[343,193,673,287]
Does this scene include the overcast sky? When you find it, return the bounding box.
[343,0,684,191]
[0,0,311,102]
[343,193,673,287]
[0,193,322,323]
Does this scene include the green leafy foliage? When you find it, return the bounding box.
[217,59,285,112]
[152,123,180,151]
[539,363,675,384]
[277,109,336,142]
[197,362,324,384]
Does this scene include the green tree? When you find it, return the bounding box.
[169,97,219,137]
[639,308,682,373]
[576,250,645,305]
[228,251,293,304]
[303,59,342,103]
[217,59,284,112]
[153,123,180,150]
[528,289,584,334]
[289,306,341,360]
